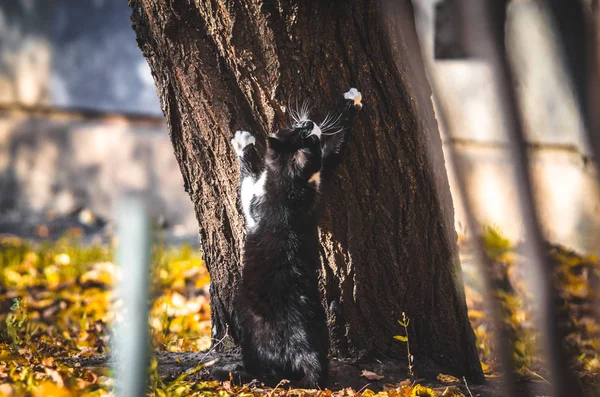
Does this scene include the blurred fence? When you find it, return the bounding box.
[416,0,600,257]
[413,1,599,396]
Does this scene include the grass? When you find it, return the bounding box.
[463,227,600,389]
[0,235,209,396]
[0,229,599,396]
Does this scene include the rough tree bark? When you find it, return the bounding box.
[130,0,483,382]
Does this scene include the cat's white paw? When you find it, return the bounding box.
[344,88,362,109]
[231,130,256,156]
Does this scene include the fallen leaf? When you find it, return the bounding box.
[410,384,436,397]
[0,384,13,395]
[45,368,64,388]
[361,369,384,380]
[480,362,491,373]
[441,386,465,397]
[33,382,70,397]
[437,373,460,383]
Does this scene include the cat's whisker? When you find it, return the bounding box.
[289,95,310,124]
[320,127,346,136]
[321,120,338,132]
[323,112,342,128]
[320,112,333,130]
[286,95,295,124]
[295,96,303,120]
[290,105,300,124]
[320,112,343,132]
[288,96,297,123]
[299,99,311,122]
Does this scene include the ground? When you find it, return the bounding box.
[0,227,598,396]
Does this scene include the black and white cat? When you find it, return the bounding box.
[226,88,362,388]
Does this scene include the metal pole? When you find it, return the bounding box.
[456,2,583,395]
[113,197,151,397]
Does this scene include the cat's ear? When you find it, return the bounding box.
[267,135,283,152]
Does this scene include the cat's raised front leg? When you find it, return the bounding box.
[231,130,265,229]
[232,130,261,179]
[321,88,363,180]
[343,87,363,110]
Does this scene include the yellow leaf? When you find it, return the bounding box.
[437,373,460,383]
[0,383,13,397]
[410,385,436,397]
[44,266,61,288]
[33,382,70,397]
[54,253,71,266]
[394,335,408,342]
[480,362,491,373]
[467,310,485,320]
[174,385,190,396]
[42,356,54,367]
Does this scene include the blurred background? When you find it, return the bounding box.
[1,0,598,253]
[0,0,197,243]
[421,0,599,256]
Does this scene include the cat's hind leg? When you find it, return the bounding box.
[211,368,256,386]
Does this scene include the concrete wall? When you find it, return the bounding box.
[0,0,161,114]
[0,111,196,238]
[418,0,600,254]
[0,0,193,239]
[0,0,54,106]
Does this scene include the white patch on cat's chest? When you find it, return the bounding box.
[308,172,321,188]
[241,171,267,229]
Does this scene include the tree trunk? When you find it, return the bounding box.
[129,0,483,382]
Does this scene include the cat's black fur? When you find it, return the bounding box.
[216,88,362,388]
